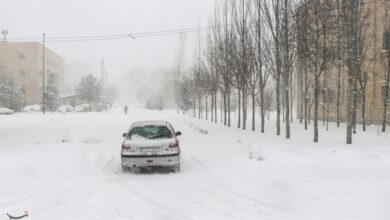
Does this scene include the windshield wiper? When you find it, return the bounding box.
[149,134,170,139]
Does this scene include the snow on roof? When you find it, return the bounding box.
[132,120,168,127]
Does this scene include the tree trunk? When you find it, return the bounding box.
[215,92,218,124]
[346,0,358,144]
[205,94,208,121]
[224,91,227,126]
[382,52,390,132]
[352,72,358,133]
[362,91,366,131]
[252,89,255,131]
[285,87,290,139]
[346,75,354,144]
[326,102,330,131]
[228,90,231,127]
[276,76,281,136]
[283,0,290,139]
[322,73,326,126]
[336,0,342,128]
[210,92,214,122]
[299,63,303,124]
[242,88,247,130]
[260,81,265,133]
[238,89,241,128]
[337,60,341,127]
[304,57,308,130]
[314,76,319,142]
[220,92,223,123]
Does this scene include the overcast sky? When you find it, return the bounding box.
[0,0,216,82]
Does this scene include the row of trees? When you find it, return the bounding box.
[296,0,382,143]
[0,72,60,111]
[171,0,388,144]
[173,0,295,137]
[0,72,112,112]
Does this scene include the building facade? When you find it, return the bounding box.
[296,0,390,126]
[0,42,64,105]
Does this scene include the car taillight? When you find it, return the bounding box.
[169,139,179,148]
[122,143,131,149]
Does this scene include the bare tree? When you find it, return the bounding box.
[262,0,283,136]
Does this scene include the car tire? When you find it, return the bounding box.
[122,166,129,172]
[173,164,180,173]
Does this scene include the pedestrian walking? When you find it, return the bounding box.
[124,105,128,114]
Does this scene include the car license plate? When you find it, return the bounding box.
[140,147,159,152]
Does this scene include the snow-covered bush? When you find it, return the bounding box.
[58,105,74,113]
[22,105,33,112]
[0,107,14,115]
[32,105,41,111]
[75,74,101,109]
[75,104,90,112]
[145,95,165,110]
[0,74,24,111]
[23,105,42,112]
[43,73,60,111]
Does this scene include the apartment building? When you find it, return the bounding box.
[296,0,390,125]
[0,42,64,105]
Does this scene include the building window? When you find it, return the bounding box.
[355,88,362,104]
[21,86,26,95]
[323,88,335,104]
[382,86,390,104]
[19,53,26,63]
[20,70,26,80]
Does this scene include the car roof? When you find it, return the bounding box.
[131,120,169,127]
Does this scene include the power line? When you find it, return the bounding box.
[6,25,231,43]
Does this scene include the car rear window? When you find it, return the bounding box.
[128,126,172,140]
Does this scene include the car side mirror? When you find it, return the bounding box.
[175,131,182,136]
[122,133,127,138]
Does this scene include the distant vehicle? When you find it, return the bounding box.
[121,120,181,173]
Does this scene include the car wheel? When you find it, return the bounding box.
[173,164,180,173]
[122,166,129,172]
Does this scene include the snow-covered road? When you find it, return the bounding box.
[1,107,390,220]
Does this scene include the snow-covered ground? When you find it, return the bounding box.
[0,107,389,220]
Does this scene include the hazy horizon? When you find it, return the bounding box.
[0,0,216,103]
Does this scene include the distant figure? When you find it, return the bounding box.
[124,105,128,114]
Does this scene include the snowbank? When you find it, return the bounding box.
[57,105,74,113]
[0,107,14,114]
[23,105,41,112]
[75,104,90,112]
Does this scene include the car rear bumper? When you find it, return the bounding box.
[121,153,180,167]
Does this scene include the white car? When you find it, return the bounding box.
[121,120,181,172]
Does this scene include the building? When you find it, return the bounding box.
[0,42,64,105]
[296,0,390,126]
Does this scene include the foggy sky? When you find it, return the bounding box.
[0,0,216,91]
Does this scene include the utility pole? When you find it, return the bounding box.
[105,70,108,105]
[42,33,46,115]
[100,58,106,103]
